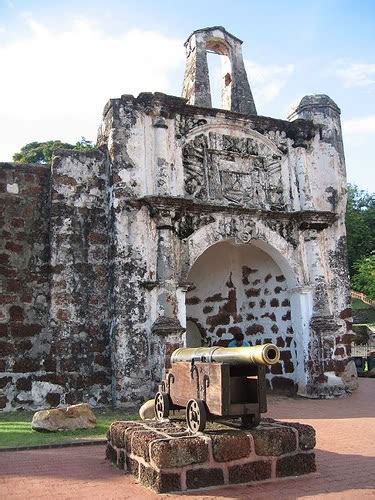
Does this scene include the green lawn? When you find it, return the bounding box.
[352,298,374,311]
[0,409,138,449]
[352,298,375,325]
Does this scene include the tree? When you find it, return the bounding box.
[13,138,95,164]
[346,184,375,276]
[352,255,375,300]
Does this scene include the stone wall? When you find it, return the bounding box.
[0,164,51,410]
[0,153,112,411]
[48,148,112,407]
[107,419,316,493]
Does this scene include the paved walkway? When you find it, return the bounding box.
[1,378,374,499]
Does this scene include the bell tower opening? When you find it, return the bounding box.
[182,26,257,115]
[206,38,232,110]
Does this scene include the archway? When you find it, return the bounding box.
[185,239,303,393]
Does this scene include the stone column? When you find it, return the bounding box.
[153,116,171,196]
[288,286,314,396]
[229,41,257,115]
[182,33,211,108]
[150,208,184,382]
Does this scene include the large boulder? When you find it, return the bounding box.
[32,403,97,432]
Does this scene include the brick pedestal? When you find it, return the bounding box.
[106,418,316,493]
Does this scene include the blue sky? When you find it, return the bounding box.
[0,0,374,190]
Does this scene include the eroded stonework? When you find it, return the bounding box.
[183,132,284,209]
[0,26,354,410]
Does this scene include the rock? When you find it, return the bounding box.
[139,399,155,420]
[32,403,96,432]
[341,360,359,391]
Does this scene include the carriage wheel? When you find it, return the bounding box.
[186,399,207,433]
[154,392,170,420]
[241,413,261,429]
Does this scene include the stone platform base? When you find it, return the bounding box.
[106,418,316,493]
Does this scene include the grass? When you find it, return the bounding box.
[0,409,246,449]
[352,298,375,325]
[0,409,138,449]
[352,298,374,311]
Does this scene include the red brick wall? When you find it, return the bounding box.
[0,163,51,409]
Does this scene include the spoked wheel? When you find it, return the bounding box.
[186,398,207,433]
[241,413,261,429]
[154,391,170,421]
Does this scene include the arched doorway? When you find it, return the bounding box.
[185,239,302,394]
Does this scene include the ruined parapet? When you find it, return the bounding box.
[288,94,346,213]
[182,26,257,114]
[290,95,344,166]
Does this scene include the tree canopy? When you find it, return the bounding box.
[13,138,95,164]
[351,255,375,300]
[346,184,375,276]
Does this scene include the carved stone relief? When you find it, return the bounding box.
[182,132,285,209]
[175,213,216,240]
[175,115,208,139]
[214,215,257,243]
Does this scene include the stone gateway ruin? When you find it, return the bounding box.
[0,27,355,411]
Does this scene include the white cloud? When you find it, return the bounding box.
[0,18,184,160]
[335,61,375,88]
[245,61,295,105]
[342,115,375,135]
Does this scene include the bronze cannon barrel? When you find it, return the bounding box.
[170,344,280,366]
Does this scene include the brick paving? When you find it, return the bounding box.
[0,378,374,499]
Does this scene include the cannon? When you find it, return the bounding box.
[154,344,280,433]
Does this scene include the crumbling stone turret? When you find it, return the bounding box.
[182,26,257,114]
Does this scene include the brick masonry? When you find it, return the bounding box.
[106,418,316,493]
[0,157,112,411]
[0,164,52,410]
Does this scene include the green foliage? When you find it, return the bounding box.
[13,137,95,164]
[346,184,375,275]
[0,410,137,449]
[352,255,375,300]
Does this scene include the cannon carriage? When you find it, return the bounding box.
[154,344,280,433]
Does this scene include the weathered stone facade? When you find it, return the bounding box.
[0,26,354,410]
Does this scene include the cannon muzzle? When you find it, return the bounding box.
[171,344,280,366]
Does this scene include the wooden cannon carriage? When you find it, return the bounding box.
[154,344,280,433]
